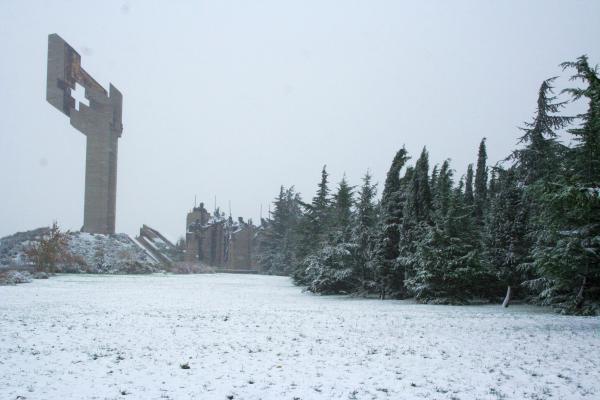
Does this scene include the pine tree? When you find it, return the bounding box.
[294,166,334,283]
[497,78,574,306]
[258,186,302,275]
[298,166,333,251]
[528,182,600,314]
[561,56,600,184]
[526,57,600,314]
[352,172,378,291]
[332,175,355,239]
[511,78,572,184]
[257,186,285,273]
[304,175,357,294]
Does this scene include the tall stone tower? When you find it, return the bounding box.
[46,34,123,234]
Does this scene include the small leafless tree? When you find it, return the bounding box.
[25,221,69,273]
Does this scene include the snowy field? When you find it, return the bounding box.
[1,274,599,400]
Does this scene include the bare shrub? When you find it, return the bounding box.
[25,222,69,273]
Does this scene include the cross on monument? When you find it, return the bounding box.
[46,34,123,234]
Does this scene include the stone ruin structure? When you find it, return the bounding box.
[185,203,257,272]
[46,34,123,234]
[135,225,179,267]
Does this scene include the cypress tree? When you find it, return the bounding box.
[474,138,488,222]
[374,147,409,299]
[484,168,530,305]
[397,149,433,298]
[406,160,483,303]
[464,164,474,206]
[433,160,452,218]
[410,147,432,223]
[381,147,409,205]
[430,164,439,192]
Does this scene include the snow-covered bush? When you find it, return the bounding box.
[305,242,357,294]
[0,270,32,285]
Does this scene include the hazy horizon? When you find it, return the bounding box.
[1,1,599,241]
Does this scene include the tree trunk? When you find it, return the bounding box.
[575,276,587,310]
[502,285,512,308]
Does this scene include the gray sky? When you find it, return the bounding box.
[1,0,599,241]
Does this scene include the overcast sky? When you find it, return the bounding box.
[1,0,599,241]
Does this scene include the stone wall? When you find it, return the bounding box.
[185,203,256,271]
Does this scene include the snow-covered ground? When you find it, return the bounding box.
[1,274,599,400]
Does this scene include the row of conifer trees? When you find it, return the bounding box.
[256,56,600,315]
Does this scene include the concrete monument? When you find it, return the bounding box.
[46,34,123,234]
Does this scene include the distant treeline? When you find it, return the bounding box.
[256,56,600,315]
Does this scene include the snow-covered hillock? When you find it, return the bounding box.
[66,232,160,274]
[0,228,160,275]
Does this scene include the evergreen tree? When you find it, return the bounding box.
[409,147,432,223]
[255,57,600,314]
[304,175,358,294]
[506,77,576,309]
[352,172,378,290]
[381,147,409,205]
[258,186,302,275]
[405,161,484,303]
[294,166,334,283]
[526,57,600,314]
[464,164,474,206]
[474,138,488,222]
[396,150,432,296]
[296,167,332,253]
[373,147,409,299]
[331,175,355,239]
[304,241,357,294]
[433,160,452,219]
[488,168,499,199]
[511,78,572,184]
[484,167,530,305]
[561,56,600,184]
[430,164,439,192]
